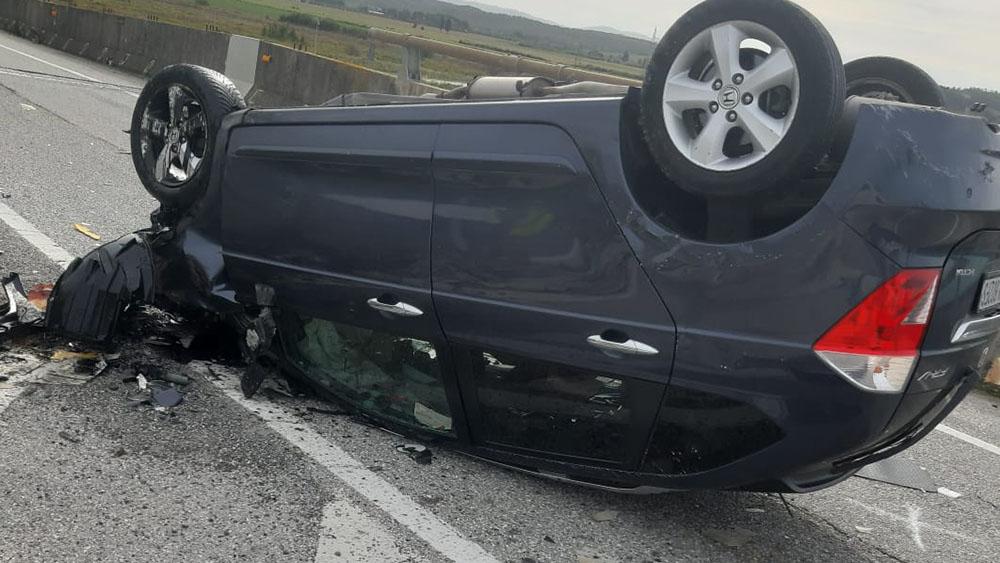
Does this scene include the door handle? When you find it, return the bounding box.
[367,298,424,317]
[587,334,659,356]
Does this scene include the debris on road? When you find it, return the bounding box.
[57,430,82,444]
[937,487,963,499]
[152,386,183,408]
[396,443,433,465]
[1,273,49,333]
[72,223,101,240]
[855,526,874,534]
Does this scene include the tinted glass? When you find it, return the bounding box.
[284,315,453,435]
[468,350,632,462]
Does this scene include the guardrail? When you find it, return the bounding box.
[0,0,443,106]
[368,27,643,88]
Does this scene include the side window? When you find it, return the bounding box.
[465,348,637,463]
[281,314,453,435]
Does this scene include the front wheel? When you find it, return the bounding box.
[640,0,845,198]
[844,56,944,107]
[130,64,246,210]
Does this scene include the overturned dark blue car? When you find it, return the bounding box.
[45,0,1000,493]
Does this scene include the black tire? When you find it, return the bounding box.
[130,64,245,209]
[640,0,845,198]
[845,56,944,107]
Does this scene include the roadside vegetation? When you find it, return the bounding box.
[50,0,644,83]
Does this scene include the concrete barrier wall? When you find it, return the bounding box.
[0,0,441,106]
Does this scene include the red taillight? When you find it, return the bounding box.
[814,269,940,392]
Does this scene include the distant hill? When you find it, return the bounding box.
[585,26,650,41]
[436,0,558,25]
[943,86,1000,122]
[340,0,655,63]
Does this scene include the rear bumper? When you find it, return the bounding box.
[778,369,980,492]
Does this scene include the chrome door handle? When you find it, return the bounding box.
[367,298,424,317]
[587,335,659,356]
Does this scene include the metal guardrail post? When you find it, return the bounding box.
[400,45,421,82]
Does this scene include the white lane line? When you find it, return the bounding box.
[0,41,139,98]
[935,423,1000,457]
[316,498,426,563]
[204,368,497,563]
[0,201,75,269]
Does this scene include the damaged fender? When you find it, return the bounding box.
[46,233,155,343]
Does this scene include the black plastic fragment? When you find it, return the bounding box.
[46,234,155,343]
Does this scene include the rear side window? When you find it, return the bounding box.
[282,314,454,435]
[467,349,634,463]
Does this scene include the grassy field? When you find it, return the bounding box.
[51,0,644,83]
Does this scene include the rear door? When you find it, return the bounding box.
[431,123,676,469]
[221,119,462,438]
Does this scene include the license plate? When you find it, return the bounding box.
[978,275,1000,312]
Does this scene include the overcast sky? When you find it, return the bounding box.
[469,0,996,90]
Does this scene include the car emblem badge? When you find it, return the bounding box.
[719,86,740,110]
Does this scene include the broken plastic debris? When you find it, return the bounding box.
[937,487,963,498]
[152,386,183,408]
[73,223,102,240]
[396,443,433,465]
[855,526,874,534]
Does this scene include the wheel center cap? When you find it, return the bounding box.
[719,86,740,110]
[168,129,181,143]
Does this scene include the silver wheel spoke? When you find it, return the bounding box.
[182,112,207,136]
[663,75,717,114]
[168,85,184,126]
[689,113,730,166]
[743,48,796,93]
[709,23,744,82]
[154,142,174,182]
[146,117,169,138]
[187,154,202,178]
[739,107,786,153]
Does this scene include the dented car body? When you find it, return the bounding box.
[46,91,1000,493]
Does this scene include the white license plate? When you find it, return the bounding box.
[978,276,1000,311]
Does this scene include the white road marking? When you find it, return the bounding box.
[0,201,75,269]
[0,40,139,98]
[315,498,425,563]
[906,506,926,551]
[935,423,1000,457]
[204,368,497,563]
[844,498,983,545]
[0,353,45,416]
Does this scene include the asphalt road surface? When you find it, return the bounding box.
[1,31,999,563]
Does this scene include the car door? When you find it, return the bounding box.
[431,123,677,469]
[221,118,462,438]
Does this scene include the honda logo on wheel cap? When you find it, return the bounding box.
[719,86,740,110]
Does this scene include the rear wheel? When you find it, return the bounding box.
[130,64,245,210]
[640,0,845,198]
[845,56,944,107]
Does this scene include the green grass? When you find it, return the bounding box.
[53,0,642,83]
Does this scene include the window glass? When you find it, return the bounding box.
[469,350,631,462]
[284,315,453,435]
